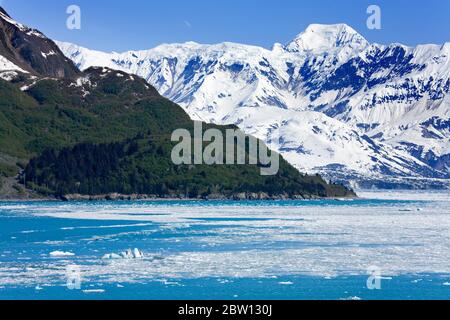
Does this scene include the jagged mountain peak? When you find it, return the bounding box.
[285,23,369,53]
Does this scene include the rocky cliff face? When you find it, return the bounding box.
[0,7,79,78]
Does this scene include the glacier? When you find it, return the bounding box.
[53,25,450,187]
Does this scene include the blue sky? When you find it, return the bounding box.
[2,0,449,52]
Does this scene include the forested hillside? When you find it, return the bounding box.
[0,7,355,199]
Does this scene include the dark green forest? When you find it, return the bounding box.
[24,133,353,199]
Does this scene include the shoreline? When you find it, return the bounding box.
[0,193,358,202]
[59,191,358,202]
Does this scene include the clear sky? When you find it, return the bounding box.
[1,0,449,52]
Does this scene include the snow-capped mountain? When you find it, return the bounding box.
[54,25,450,187]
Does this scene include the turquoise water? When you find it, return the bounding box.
[0,191,449,300]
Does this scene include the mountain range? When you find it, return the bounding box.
[56,24,450,188]
[0,7,353,199]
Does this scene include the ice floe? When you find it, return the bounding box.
[102,248,144,260]
[49,251,75,257]
[82,289,105,294]
[341,296,362,300]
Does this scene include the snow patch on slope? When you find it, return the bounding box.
[0,54,28,73]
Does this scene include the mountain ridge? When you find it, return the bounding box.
[55,24,450,188]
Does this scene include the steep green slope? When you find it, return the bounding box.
[0,68,188,158]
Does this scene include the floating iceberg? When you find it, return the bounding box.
[102,248,144,260]
[49,251,75,257]
[83,289,105,294]
[278,281,294,285]
[341,296,362,301]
